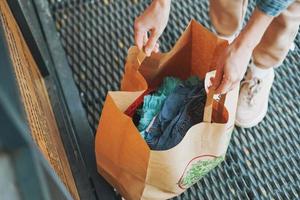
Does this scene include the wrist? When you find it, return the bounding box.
[234,8,273,50]
[234,31,258,50]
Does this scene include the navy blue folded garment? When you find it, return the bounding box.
[144,77,206,150]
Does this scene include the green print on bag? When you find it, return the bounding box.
[178,155,224,189]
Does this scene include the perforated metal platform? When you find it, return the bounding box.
[47,0,300,199]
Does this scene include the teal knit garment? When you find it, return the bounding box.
[137,76,200,138]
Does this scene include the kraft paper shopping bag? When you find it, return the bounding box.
[95,20,239,200]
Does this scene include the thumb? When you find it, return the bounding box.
[144,29,160,56]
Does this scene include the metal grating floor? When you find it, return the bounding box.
[47,0,300,199]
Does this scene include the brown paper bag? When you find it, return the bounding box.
[95,20,239,200]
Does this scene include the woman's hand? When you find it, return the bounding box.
[211,9,274,94]
[134,0,171,56]
[212,39,253,94]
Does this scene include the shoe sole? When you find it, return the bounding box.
[235,100,268,129]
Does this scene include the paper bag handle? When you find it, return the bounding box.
[203,69,227,123]
[203,88,226,122]
[137,49,147,65]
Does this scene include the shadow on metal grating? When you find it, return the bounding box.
[47,0,300,199]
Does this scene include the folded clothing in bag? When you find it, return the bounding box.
[124,89,155,117]
[126,76,206,150]
[135,77,182,138]
[124,89,155,126]
[145,77,206,150]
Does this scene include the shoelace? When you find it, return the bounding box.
[240,77,262,106]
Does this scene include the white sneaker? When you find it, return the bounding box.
[235,67,275,128]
